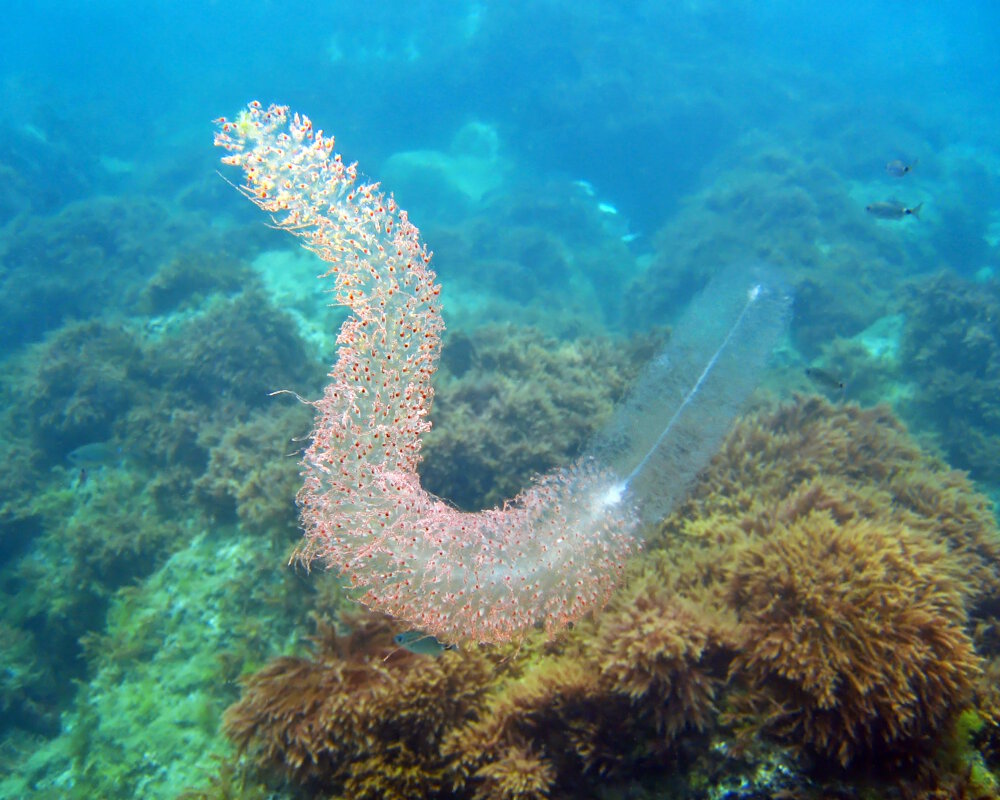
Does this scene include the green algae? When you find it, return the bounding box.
[0,527,320,799]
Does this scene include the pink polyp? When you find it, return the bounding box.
[216,103,638,644]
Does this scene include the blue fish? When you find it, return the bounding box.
[67,441,124,467]
[393,630,458,656]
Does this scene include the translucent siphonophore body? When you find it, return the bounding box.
[214,102,790,644]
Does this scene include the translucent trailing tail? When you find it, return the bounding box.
[586,265,791,528]
[214,102,791,645]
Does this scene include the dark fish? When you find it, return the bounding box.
[866,200,922,220]
[806,367,846,394]
[885,158,917,177]
[393,630,458,656]
[77,467,88,488]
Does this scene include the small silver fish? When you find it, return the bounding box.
[866,200,922,220]
[393,630,458,656]
[885,158,917,177]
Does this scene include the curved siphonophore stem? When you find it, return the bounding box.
[215,103,636,644]
[214,102,789,645]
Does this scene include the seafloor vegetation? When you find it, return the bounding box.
[219,398,1000,800]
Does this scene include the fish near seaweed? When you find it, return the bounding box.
[806,366,847,400]
[67,441,125,468]
[866,200,922,220]
[393,630,459,657]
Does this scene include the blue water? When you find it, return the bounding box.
[1,1,999,797]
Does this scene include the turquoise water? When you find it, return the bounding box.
[1,2,999,797]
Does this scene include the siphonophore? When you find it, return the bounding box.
[214,103,791,645]
[586,265,791,529]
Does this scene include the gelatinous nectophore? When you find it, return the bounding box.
[215,102,791,645]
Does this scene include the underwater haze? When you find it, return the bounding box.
[2,1,1000,798]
